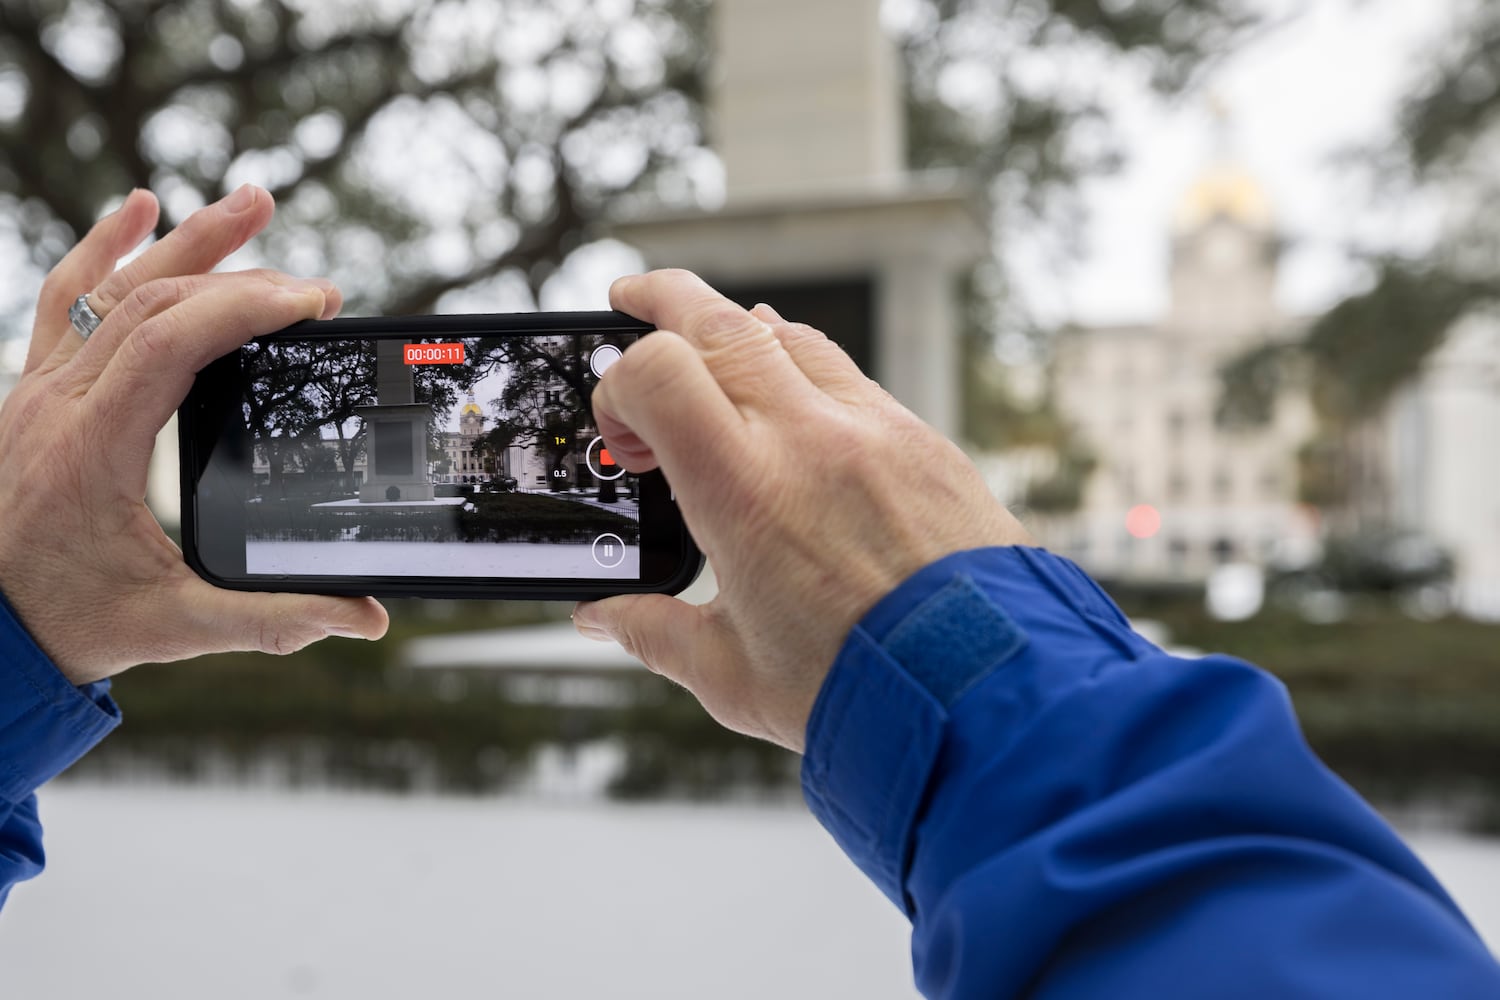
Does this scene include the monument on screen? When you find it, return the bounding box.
[358,339,436,503]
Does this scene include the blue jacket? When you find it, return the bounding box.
[0,593,120,910]
[2,549,1498,997]
[801,547,1500,997]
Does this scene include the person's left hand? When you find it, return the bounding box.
[0,185,388,686]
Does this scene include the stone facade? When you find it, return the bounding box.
[612,0,981,439]
[1042,166,1319,583]
[435,395,494,485]
[1384,315,1500,619]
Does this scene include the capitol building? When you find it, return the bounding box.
[434,395,493,485]
[433,392,586,491]
[1036,163,1500,618]
[1043,164,1319,582]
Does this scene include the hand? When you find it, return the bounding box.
[572,270,1030,752]
[0,186,388,686]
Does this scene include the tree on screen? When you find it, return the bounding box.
[242,337,475,498]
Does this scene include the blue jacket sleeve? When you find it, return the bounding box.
[0,592,120,909]
[802,546,1500,999]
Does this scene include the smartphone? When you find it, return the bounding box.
[179,311,702,600]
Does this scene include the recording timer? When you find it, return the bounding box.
[403,342,465,365]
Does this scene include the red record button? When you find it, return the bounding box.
[585,435,626,481]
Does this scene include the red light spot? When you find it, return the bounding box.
[1126,504,1161,540]
[599,448,616,467]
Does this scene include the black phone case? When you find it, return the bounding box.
[179,311,703,601]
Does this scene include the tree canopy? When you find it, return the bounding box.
[1221,1,1500,431]
[3,0,1257,450]
[0,0,714,322]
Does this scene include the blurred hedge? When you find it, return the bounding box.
[88,599,792,799]
[1129,601,1500,823]
[80,593,1499,822]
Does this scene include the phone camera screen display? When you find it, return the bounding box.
[230,331,643,581]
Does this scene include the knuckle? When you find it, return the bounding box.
[125,306,185,365]
[89,275,127,314]
[118,276,191,326]
[690,303,756,345]
[612,620,649,665]
[252,615,312,656]
[612,331,690,391]
[655,267,696,286]
[239,267,287,288]
[778,321,824,344]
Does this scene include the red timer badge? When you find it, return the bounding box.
[403,343,465,365]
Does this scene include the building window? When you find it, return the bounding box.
[1168,470,1189,502]
[1212,467,1233,500]
[1212,537,1236,564]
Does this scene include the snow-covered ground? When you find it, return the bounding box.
[0,785,919,1000]
[247,539,639,578]
[0,785,1496,998]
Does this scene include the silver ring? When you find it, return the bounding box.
[68,293,104,340]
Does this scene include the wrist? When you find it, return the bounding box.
[0,589,121,802]
[800,545,1155,910]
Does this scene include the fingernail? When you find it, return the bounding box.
[104,191,140,218]
[754,302,785,323]
[224,184,257,213]
[280,277,331,296]
[326,626,371,640]
[277,284,324,301]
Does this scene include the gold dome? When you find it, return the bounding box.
[1174,165,1272,232]
[460,401,482,416]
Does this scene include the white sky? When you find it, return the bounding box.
[1030,0,1463,328]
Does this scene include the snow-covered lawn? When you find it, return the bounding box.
[247,540,639,578]
[0,786,921,1000]
[3,784,1494,1000]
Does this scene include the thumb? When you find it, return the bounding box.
[182,581,389,656]
[573,594,730,694]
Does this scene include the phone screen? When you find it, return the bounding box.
[182,314,699,598]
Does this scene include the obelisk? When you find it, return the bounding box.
[357,340,435,502]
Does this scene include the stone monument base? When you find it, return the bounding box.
[357,482,436,503]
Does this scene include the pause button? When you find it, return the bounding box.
[592,533,626,569]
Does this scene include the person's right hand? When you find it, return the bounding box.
[573,270,1031,752]
[0,186,388,686]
